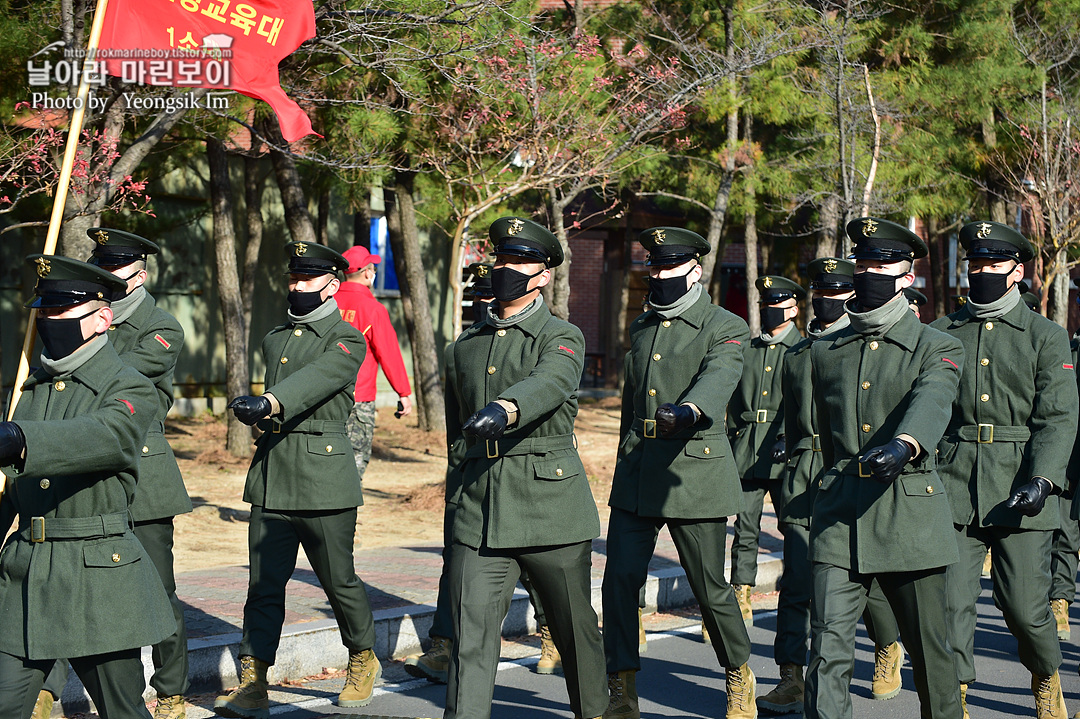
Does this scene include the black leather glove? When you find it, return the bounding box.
[227,396,272,426]
[654,403,698,438]
[771,434,787,463]
[0,422,26,463]
[859,438,914,484]
[1005,477,1054,517]
[463,402,510,440]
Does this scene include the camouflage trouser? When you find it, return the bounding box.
[346,401,376,480]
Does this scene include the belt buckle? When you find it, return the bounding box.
[858,462,872,478]
[272,420,282,434]
[485,439,499,459]
[756,409,768,424]
[642,419,657,439]
[30,517,45,543]
[812,433,821,452]
[977,423,994,443]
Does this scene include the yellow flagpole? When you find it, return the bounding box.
[6,0,111,423]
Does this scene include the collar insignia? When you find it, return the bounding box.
[652,228,666,245]
[35,257,51,278]
[862,218,878,236]
[507,218,525,236]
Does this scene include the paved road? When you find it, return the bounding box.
[186,579,1080,718]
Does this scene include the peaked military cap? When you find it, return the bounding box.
[638,226,710,267]
[847,217,928,261]
[807,257,855,290]
[904,287,927,307]
[26,254,126,308]
[960,220,1034,263]
[285,241,349,277]
[465,262,495,300]
[489,217,563,267]
[756,275,806,303]
[86,227,160,266]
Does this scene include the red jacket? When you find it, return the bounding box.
[335,282,412,402]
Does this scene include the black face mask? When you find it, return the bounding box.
[968,271,1012,304]
[812,296,848,325]
[491,266,544,303]
[37,307,100,360]
[760,305,789,331]
[648,271,694,307]
[853,272,903,310]
[287,278,333,316]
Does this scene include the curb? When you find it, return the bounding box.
[58,553,783,709]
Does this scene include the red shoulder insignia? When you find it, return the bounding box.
[337,342,351,354]
[1065,363,1074,370]
[558,345,575,355]
[117,398,134,414]
[725,340,742,345]
[942,357,959,369]
[154,334,171,349]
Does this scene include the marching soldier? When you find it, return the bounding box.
[0,256,175,719]
[804,217,965,719]
[904,287,928,318]
[760,258,903,715]
[728,275,804,627]
[603,227,756,719]
[1051,281,1080,643]
[442,218,607,719]
[216,241,380,717]
[931,221,1078,718]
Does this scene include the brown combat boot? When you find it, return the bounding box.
[403,635,450,684]
[756,663,803,714]
[31,691,54,719]
[153,695,186,719]
[338,649,381,707]
[603,670,639,719]
[961,683,970,719]
[638,608,647,654]
[214,655,270,719]
[536,624,563,675]
[733,584,753,629]
[701,619,711,644]
[726,662,757,719]
[982,551,992,578]
[872,641,903,700]
[1052,598,1071,640]
[1033,671,1068,719]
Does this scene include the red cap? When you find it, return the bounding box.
[342,245,382,274]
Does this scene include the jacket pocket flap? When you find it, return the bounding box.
[83,539,141,568]
[684,439,722,459]
[306,435,348,456]
[533,460,580,481]
[899,473,942,498]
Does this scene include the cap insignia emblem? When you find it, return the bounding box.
[824,259,838,272]
[294,243,307,256]
[94,229,109,245]
[652,228,666,245]
[862,218,878,236]
[476,265,490,278]
[977,222,993,239]
[507,219,525,236]
[35,257,51,278]
[763,277,773,288]
[958,296,967,306]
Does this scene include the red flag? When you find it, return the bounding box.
[97,0,319,142]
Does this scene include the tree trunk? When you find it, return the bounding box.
[548,189,573,321]
[317,187,330,245]
[241,154,265,341]
[981,106,1008,224]
[207,138,251,457]
[744,112,760,337]
[604,189,634,388]
[388,172,445,431]
[817,194,840,259]
[262,116,317,245]
[1049,245,1069,328]
[928,217,948,322]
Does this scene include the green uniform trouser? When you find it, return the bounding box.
[346,400,376,480]
[773,524,900,666]
[430,504,547,641]
[804,562,962,719]
[731,477,781,586]
[0,649,151,719]
[603,508,751,672]
[947,524,1060,683]
[444,540,607,719]
[41,518,189,700]
[1051,492,1080,602]
[240,506,376,664]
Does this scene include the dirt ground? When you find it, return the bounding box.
[169,396,623,573]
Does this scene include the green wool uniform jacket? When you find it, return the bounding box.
[0,343,176,660]
[442,339,466,506]
[610,290,750,519]
[727,323,801,480]
[779,323,833,527]
[810,308,964,574]
[1070,334,1080,517]
[445,301,600,550]
[111,291,192,521]
[245,305,366,511]
[931,300,1078,531]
